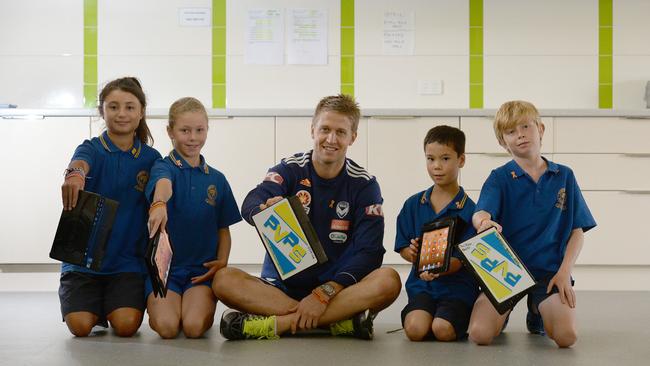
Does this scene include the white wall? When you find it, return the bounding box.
[2,1,650,109]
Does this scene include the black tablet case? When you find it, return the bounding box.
[415,216,460,275]
[50,191,118,271]
[145,230,173,298]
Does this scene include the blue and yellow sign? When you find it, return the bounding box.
[253,198,319,280]
[458,227,535,302]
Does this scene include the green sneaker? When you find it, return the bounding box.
[220,310,279,340]
[330,309,376,340]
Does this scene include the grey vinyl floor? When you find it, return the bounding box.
[1,291,649,366]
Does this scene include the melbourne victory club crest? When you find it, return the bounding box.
[296,190,312,214]
[555,188,567,210]
[134,171,149,192]
[205,185,217,206]
[336,201,350,218]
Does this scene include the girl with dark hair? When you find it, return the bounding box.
[59,77,161,337]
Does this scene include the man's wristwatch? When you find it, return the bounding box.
[319,283,336,298]
[312,283,337,304]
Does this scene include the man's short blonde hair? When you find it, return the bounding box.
[312,94,360,133]
[493,100,541,146]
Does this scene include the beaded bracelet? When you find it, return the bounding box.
[64,167,86,180]
[64,171,85,182]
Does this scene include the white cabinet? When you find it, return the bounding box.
[554,117,650,154]
[578,192,650,265]
[553,118,650,267]
[0,117,90,263]
[554,154,650,191]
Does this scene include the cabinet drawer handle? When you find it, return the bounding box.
[371,116,417,120]
[482,153,510,157]
[622,116,650,120]
[622,190,650,195]
[622,153,650,158]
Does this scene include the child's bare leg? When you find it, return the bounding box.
[181,286,217,338]
[538,294,577,348]
[147,291,181,339]
[403,310,433,341]
[468,293,509,345]
[432,317,456,342]
[106,307,143,337]
[64,312,98,337]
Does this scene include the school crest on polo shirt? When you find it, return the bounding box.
[134,171,149,192]
[555,188,567,210]
[205,185,217,206]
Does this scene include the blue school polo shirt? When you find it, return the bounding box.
[476,158,596,280]
[394,186,479,307]
[146,151,242,273]
[62,131,161,274]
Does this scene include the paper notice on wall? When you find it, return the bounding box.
[178,8,211,27]
[245,9,284,65]
[382,11,415,55]
[287,9,328,65]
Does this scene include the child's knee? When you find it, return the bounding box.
[109,312,142,337]
[468,324,496,345]
[66,320,94,337]
[65,313,96,337]
[151,317,180,339]
[403,317,430,341]
[112,321,141,337]
[432,320,456,342]
[552,329,577,348]
[182,317,212,339]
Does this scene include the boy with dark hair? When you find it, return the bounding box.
[396,125,479,341]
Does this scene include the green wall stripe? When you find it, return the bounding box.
[341,0,354,96]
[469,0,483,27]
[83,0,98,108]
[469,0,483,109]
[341,0,354,27]
[212,0,226,108]
[599,0,613,109]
